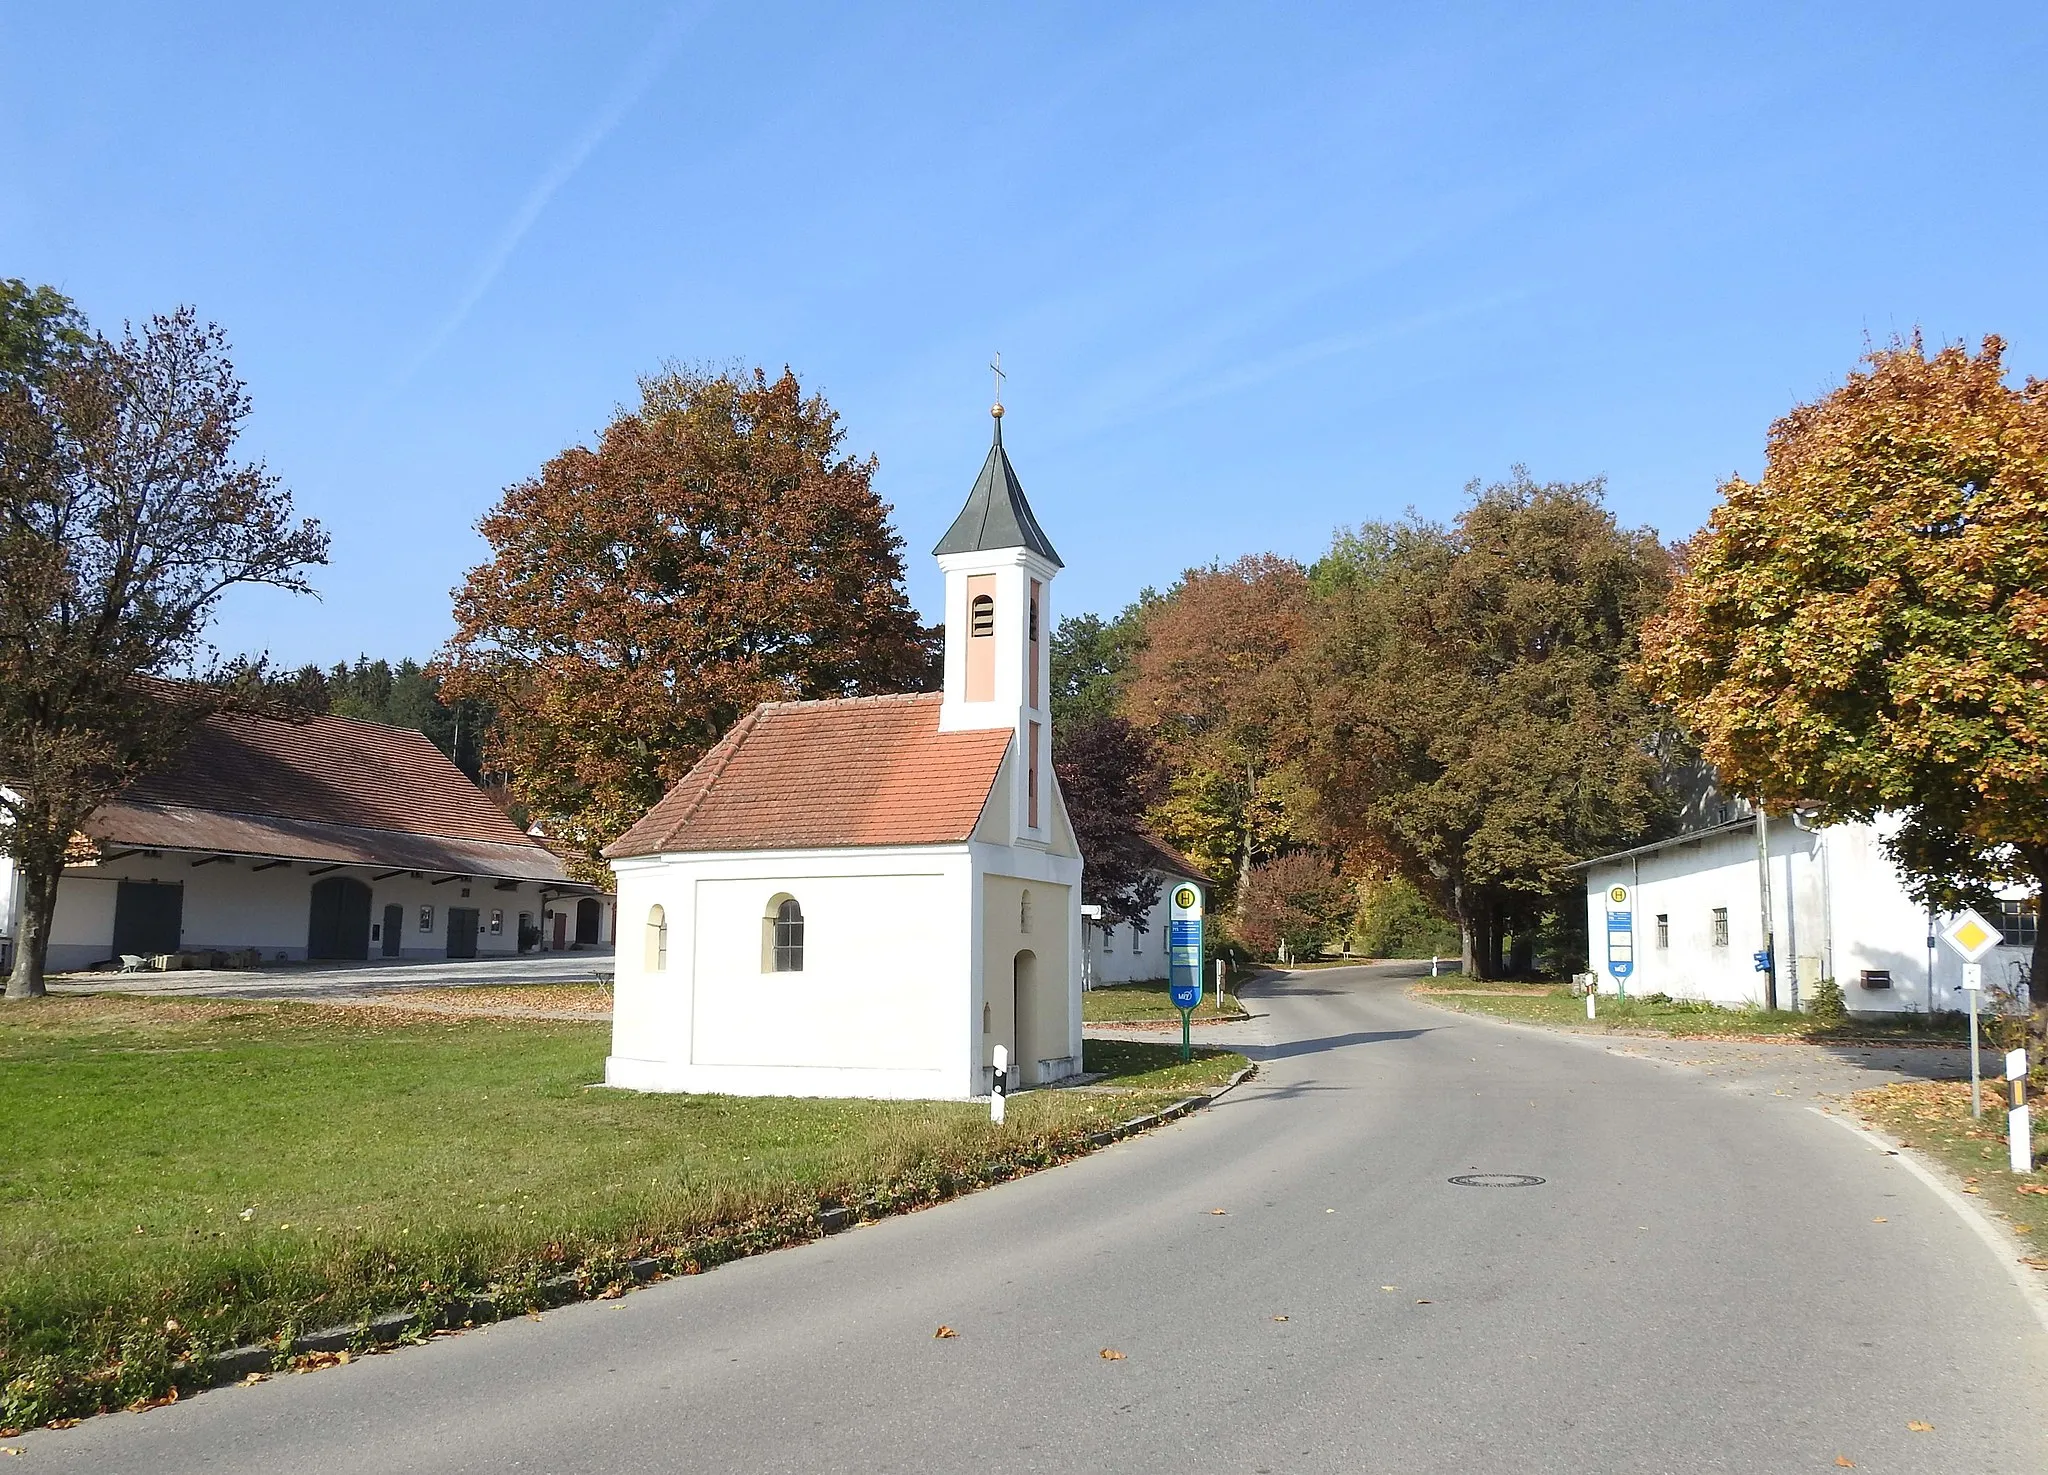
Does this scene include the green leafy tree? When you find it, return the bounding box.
[0,303,328,998]
[1300,475,1675,978]
[0,279,88,389]
[1640,336,2048,1038]
[1049,602,1152,730]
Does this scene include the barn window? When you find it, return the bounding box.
[766,896,805,973]
[2000,897,2038,949]
[1711,907,1729,947]
[1655,914,1669,948]
[645,904,668,972]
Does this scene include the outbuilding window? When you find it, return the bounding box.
[2000,898,2038,950]
[645,904,668,972]
[768,897,805,973]
[1711,907,1729,947]
[1656,914,1669,949]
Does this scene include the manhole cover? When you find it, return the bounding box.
[1447,1173,1546,1188]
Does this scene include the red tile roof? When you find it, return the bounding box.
[605,693,1013,858]
[87,710,571,884]
[1133,829,1214,886]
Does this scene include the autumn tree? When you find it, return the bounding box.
[1120,554,1315,901]
[1640,336,2048,1037]
[1300,476,1674,978]
[1049,602,1152,729]
[0,302,328,998]
[1233,852,1353,960]
[438,367,935,876]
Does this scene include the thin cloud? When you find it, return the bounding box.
[379,4,707,400]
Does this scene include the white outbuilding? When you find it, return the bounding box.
[1576,813,2036,1014]
[601,408,1084,1099]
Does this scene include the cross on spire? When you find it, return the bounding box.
[990,351,1005,420]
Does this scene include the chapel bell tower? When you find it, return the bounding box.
[934,392,1063,839]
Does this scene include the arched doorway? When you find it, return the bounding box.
[576,897,601,945]
[1012,949,1037,1089]
[308,876,373,960]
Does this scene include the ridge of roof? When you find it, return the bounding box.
[932,418,1063,567]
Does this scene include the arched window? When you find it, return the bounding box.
[765,896,804,972]
[970,593,996,637]
[1020,889,1033,934]
[645,904,667,972]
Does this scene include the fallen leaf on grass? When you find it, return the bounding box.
[1907,1421,1933,1432]
[1100,1348,1125,1360]
[934,1326,958,1339]
[2017,1184,2048,1195]
[1963,1186,1980,1195]
[2020,1256,2048,1270]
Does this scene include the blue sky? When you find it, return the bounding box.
[4,4,2044,666]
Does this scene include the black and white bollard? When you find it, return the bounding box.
[2008,1049,2031,1175]
[991,1044,1008,1125]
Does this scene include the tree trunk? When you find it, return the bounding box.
[4,860,57,1000]
[1455,879,1477,977]
[1509,922,1534,978]
[1469,903,1500,982]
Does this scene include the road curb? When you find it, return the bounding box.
[187,1062,1260,1397]
[1808,1106,2048,1338]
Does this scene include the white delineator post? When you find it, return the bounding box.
[991,1044,1008,1124]
[2008,1049,2031,1175]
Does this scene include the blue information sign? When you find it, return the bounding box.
[1604,883,1634,982]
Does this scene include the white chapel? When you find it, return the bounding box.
[602,405,1084,1099]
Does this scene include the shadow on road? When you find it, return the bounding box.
[1238,1027,1435,1062]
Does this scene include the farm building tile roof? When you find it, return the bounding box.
[604,693,1012,858]
[87,710,573,884]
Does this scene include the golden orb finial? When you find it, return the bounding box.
[991,402,1004,419]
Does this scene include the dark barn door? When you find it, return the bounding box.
[446,907,479,960]
[112,881,183,958]
[575,897,601,945]
[381,904,404,958]
[307,877,373,960]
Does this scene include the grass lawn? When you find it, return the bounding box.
[1081,981,1245,1024]
[1413,982,1972,1044]
[0,995,1245,1429]
[1852,1078,2048,1259]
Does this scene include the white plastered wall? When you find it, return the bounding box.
[606,845,978,1099]
[1085,871,1196,985]
[40,853,550,971]
[1583,815,2033,1013]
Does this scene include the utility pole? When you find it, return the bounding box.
[1755,807,1777,1010]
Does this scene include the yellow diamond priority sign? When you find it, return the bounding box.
[1940,907,2002,963]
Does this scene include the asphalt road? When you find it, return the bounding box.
[25,963,2048,1474]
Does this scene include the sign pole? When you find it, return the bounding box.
[1941,911,2002,1118]
[1969,979,1982,1118]
[1180,1005,1192,1063]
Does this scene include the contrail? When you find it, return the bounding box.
[381,4,707,398]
